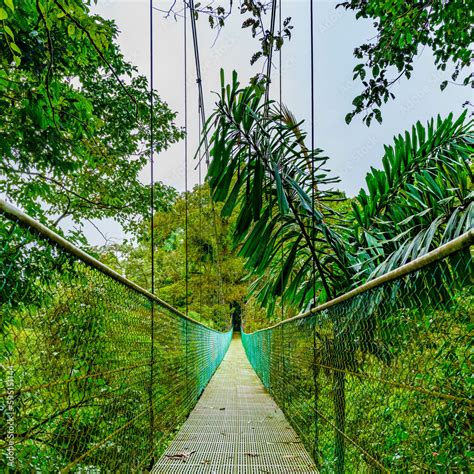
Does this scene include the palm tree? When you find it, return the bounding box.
[202,71,473,472]
[202,71,352,316]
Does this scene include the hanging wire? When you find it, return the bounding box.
[183,0,190,404]
[265,0,278,108]
[309,1,321,467]
[187,1,225,323]
[279,0,284,323]
[148,0,156,463]
[198,113,203,317]
[279,0,282,107]
[184,0,189,318]
[310,0,318,305]
[149,1,155,297]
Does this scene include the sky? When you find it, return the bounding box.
[79,0,468,244]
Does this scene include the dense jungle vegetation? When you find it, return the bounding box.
[1,0,471,321]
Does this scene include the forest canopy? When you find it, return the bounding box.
[0,0,182,242]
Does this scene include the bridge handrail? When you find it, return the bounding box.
[0,198,227,334]
[244,228,474,334]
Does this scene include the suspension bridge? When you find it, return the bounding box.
[1,198,472,473]
[1,0,473,471]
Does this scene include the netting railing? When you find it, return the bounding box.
[242,231,473,473]
[0,200,232,472]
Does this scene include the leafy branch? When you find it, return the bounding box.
[202,71,352,311]
[338,0,473,125]
[160,0,293,83]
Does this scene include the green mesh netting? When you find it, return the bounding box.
[242,245,473,473]
[0,209,232,472]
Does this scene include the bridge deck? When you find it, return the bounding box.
[153,333,317,473]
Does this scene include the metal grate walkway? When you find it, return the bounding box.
[152,333,317,473]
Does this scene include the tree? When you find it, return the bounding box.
[159,0,293,85]
[0,0,182,240]
[203,74,472,473]
[100,184,249,330]
[203,71,473,314]
[349,111,473,281]
[202,71,353,315]
[338,0,473,125]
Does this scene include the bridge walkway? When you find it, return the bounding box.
[152,333,317,473]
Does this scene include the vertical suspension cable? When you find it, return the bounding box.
[183,0,190,404]
[198,114,203,317]
[198,110,203,314]
[149,6,155,296]
[148,0,155,464]
[279,0,282,108]
[309,0,320,468]
[279,0,284,324]
[310,0,316,306]
[184,1,189,318]
[265,0,278,109]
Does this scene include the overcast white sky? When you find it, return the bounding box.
[81,0,468,245]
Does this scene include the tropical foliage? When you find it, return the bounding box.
[0,211,231,472]
[0,1,472,472]
[243,263,473,472]
[0,0,181,240]
[349,112,473,280]
[203,71,473,318]
[169,1,472,126]
[100,184,248,330]
[339,0,473,125]
[204,71,353,314]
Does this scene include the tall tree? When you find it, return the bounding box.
[203,71,352,314]
[100,184,249,330]
[204,72,473,314]
[0,0,182,239]
[349,111,473,281]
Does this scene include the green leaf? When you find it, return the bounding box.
[68,24,75,36]
[4,0,14,12]
[272,161,289,215]
[3,23,13,39]
[0,7,8,19]
[252,159,263,220]
[374,109,382,124]
[10,42,20,54]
